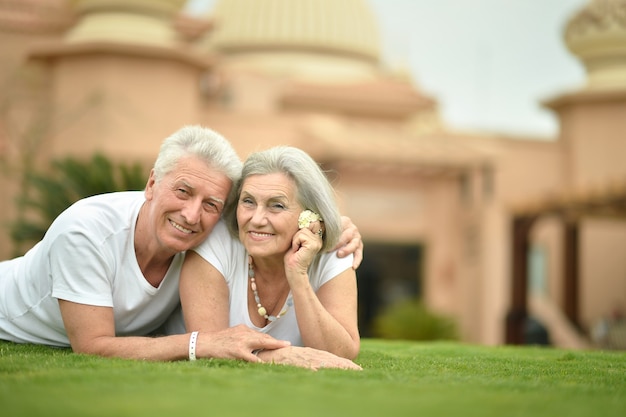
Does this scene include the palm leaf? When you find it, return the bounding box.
[9,153,146,251]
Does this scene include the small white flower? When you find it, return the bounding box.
[298,210,323,229]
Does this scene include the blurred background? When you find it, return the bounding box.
[1,0,624,349]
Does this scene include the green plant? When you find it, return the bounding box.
[9,153,146,253]
[372,298,457,341]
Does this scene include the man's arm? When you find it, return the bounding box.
[58,300,288,361]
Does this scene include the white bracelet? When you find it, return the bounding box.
[188,331,199,361]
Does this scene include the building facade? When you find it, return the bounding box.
[1,0,625,347]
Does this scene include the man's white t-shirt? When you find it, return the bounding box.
[0,191,183,346]
[192,220,353,346]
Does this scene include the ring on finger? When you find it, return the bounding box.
[317,229,323,238]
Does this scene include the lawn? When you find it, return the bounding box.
[1,338,624,417]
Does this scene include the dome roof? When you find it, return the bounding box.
[208,0,380,63]
[65,0,186,45]
[565,0,626,88]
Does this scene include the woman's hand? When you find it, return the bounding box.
[256,346,362,371]
[284,219,324,282]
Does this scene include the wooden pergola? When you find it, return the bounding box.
[505,180,626,344]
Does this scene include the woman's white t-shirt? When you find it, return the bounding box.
[193,221,353,346]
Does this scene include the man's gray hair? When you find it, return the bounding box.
[153,125,242,183]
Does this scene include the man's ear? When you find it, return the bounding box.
[144,169,157,200]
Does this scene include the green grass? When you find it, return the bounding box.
[1,339,625,417]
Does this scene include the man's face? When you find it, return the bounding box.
[143,155,232,254]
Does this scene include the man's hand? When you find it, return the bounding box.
[335,216,363,269]
[256,346,363,371]
[197,325,291,362]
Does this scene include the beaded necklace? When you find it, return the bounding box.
[248,256,293,322]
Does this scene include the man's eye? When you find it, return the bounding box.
[204,202,220,214]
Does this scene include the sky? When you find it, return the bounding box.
[184,0,589,138]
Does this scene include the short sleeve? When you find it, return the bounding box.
[309,251,353,290]
[191,220,240,285]
[49,229,114,307]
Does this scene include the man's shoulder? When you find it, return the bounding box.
[52,191,144,232]
[72,191,144,208]
[192,218,237,255]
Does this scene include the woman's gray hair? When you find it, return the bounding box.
[153,125,242,207]
[225,146,341,252]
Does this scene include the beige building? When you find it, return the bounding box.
[1,0,625,348]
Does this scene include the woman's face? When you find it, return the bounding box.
[237,172,303,260]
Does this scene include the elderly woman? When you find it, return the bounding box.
[180,146,360,362]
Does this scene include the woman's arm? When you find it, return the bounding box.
[179,250,230,332]
[179,251,360,369]
[287,267,360,359]
[283,223,360,360]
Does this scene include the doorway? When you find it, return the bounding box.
[356,242,423,337]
